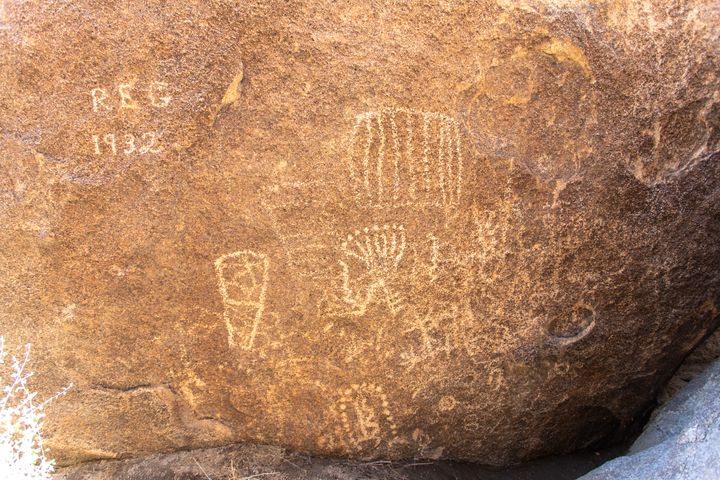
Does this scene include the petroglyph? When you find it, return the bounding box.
[438,395,457,412]
[457,43,597,181]
[214,250,270,350]
[462,414,480,433]
[400,308,455,369]
[339,224,405,315]
[397,298,486,376]
[486,364,509,391]
[347,107,463,209]
[411,428,445,459]
[335,383,399,451]
[547,304,597,346]
[630,96,720,185]
[426,233,441,282]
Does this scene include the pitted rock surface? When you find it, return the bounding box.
[1,0,720,467]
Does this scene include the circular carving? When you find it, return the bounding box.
[457,40,597,181]
[547,304,597,346]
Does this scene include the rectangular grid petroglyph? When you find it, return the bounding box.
[347,107,463,209]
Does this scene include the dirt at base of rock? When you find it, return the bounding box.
[54,442,625,480]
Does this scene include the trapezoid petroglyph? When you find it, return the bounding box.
[214,250,270,350]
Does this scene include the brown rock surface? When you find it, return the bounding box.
[1,0,719,468]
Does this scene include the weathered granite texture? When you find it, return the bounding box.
[580,358,720,480]
[1,0,720,467]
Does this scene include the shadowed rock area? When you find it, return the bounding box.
[579,357,720,480]
[55,442,626,480]
[1,0,720,470]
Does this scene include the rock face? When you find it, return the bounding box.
[1,0,720,468]
[580,358,720,480]
[659,327,720,403]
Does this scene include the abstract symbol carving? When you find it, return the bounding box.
[339,224,406,315]
[337,383,398,450]
[546,304,597,347]
[347,107,463,209]
[214,250,269,350]
[457,46,596,181]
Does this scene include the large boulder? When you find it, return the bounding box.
[580,358,720,480]
[1,0,719,467]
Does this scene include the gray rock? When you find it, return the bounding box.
[580,358,720,480]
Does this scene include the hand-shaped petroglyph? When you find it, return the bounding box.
[348,107,463,209]
[342,224,406,271]
[339,224,406,315]
[214,250,269,350]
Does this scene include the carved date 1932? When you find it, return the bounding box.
[88,80,172,157]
